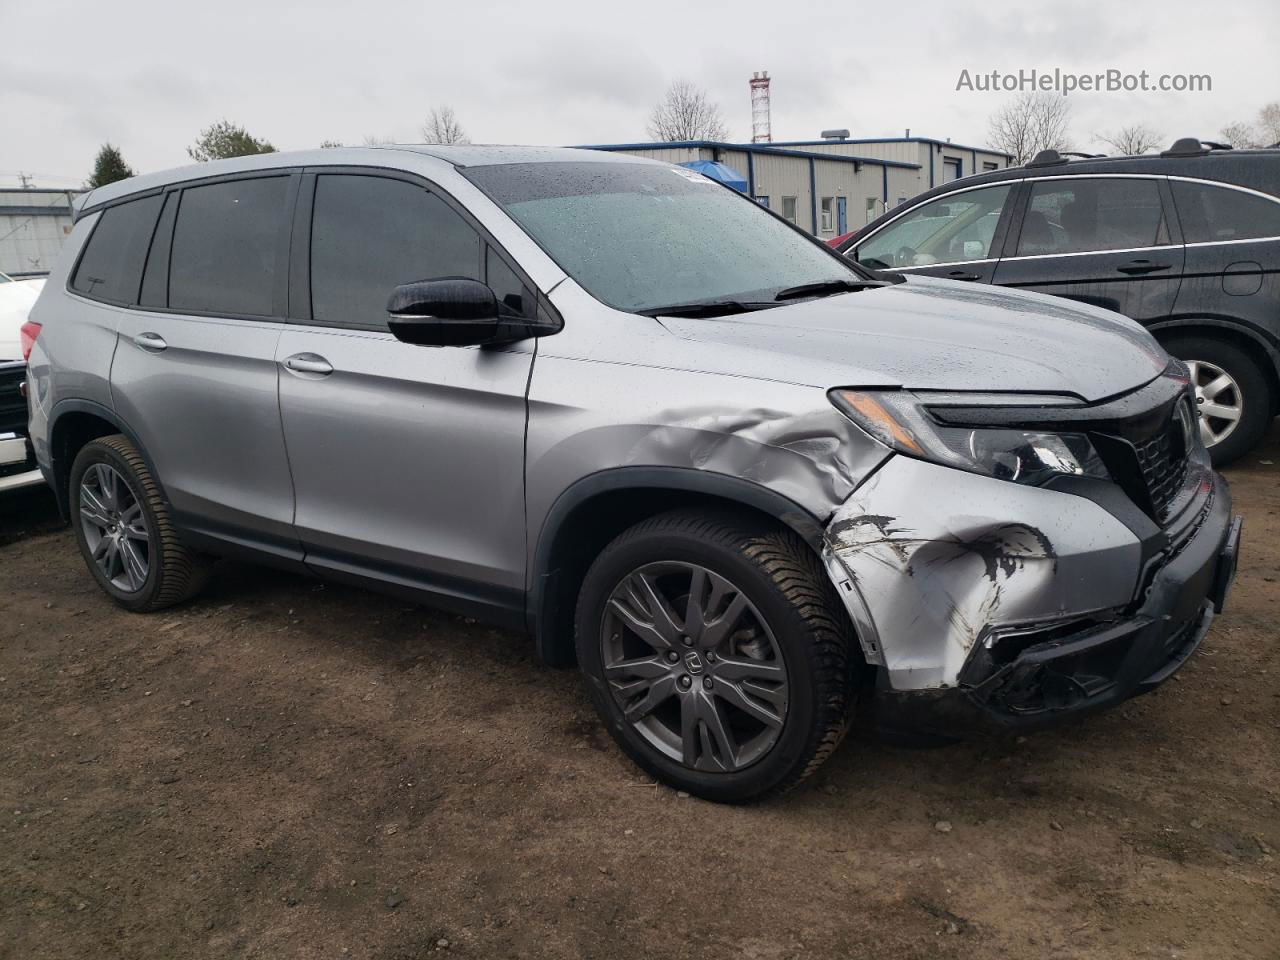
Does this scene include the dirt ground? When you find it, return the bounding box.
[2,438,1277,960]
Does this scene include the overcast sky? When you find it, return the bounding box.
[2,0,1276,188]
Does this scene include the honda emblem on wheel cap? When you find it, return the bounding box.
[683,651,705,675]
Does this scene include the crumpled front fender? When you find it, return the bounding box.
[821,456,1143,691]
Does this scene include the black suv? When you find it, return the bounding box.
[837,138,1280,465]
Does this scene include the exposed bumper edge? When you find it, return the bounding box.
[0,467,47,493]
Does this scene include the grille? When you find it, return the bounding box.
[0,364,26,435]
[1131,404,1190,522]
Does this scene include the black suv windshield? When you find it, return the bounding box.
[463,161,869,314]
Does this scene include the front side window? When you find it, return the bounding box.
[71,194,164,304]
[463,163,863,314]
[1171,180,1280,243]
[855,183,1011,269]
[169,177,290,316]
[309,174,480,329]
[1016,178,1168,256]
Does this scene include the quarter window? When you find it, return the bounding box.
[1016,178,1168,256]
[855,183,1011,269]
[309,174,481,330]
[71,194,164,304]
[1171,181,1280,243]
[169,177,290,316]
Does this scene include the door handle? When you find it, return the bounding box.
[282,353,333,376]
[1116,259,1172,275]
[946,270,983,281]
[132,332,167,352]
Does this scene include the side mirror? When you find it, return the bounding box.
[386,278,502,347]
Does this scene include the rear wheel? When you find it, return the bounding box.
[575,510,856,802]
[1163,335,1272,467]
[70,435,210,612]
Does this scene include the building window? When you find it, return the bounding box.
[820,197,834,232]
[866,197,879,223]
[781,197,798,224]
[983,161,999,171]
[755,195,770,209]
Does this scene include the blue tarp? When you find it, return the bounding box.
[679,160,748,193]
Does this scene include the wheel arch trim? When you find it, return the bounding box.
[47,399,163,521]
[527,467,827,664]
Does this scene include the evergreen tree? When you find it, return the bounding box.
[87,143,135,188]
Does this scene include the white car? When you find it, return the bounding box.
[0,271,45,492]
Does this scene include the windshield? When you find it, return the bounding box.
[462,162,868,313]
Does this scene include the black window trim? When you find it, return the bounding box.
[290,164,561,334]
[67,169,303,323]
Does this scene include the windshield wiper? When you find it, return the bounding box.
[773,278,890,301]
[637,300,778,319]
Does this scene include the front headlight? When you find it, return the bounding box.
[830,389,1110,486]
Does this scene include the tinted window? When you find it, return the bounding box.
[463,162,864,314]
[1017,178,1168,256]
[1171,181,1280,243]
[71,194,164,304]
[855,184,1011,269]
[310,174,481,329]
[169,177,289,316]
[485,245,533,318]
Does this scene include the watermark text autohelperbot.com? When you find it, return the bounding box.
[956,68,1212,96]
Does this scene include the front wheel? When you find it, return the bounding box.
[1163,335,1272,467]
[575,510,856,802]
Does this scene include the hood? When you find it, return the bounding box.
[0,278,42,362]
[658,275,1168,402]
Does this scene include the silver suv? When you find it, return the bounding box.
[25,147,1241,801]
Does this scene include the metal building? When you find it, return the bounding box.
[0,188,79,278]
[584,136,1012,241]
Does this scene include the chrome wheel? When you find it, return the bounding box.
[600,562,788,772]
[79,463,150,593]
[1187,359,1243,447]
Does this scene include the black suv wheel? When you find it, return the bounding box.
[575,509,856,802]
[69,435,211,612]
[1163,336,1271,467]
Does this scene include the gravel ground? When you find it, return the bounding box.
[1,436,1277,959]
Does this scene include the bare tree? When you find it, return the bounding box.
[1095,123,1163,155]
[362,133,397,146]
[646,80,729,142]
[986,93,1072,165]
[422,106,469,145]
[1218,121,1260,149]
[1257,101,1280,146]
[319,139,343,149]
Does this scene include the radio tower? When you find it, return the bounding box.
[750,71,772,143]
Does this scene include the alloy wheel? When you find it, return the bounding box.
[1187,359,1243,447]
[79,463,151,592]
[600,562,789,772]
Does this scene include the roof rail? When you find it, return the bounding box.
[1161,137,1236,157]
[1026,149,1069,167]
[1060,151,1106,159]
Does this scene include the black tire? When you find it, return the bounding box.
[1163,335,1272,467]
[575,509,856,803]
[69,434,210,612]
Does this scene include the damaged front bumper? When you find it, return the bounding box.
[821,452,1240,738]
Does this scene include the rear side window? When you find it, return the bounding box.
[1017,178,1168,256]
[71,194,164,304]
[169,177,290,316]
[309,174,481,329]
[1171,181,1280,243]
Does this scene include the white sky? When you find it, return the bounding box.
[2,0,1276,187]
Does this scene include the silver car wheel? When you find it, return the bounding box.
[1187,359,1243,447]
[600,561,789,773]
[79,463,150,593]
